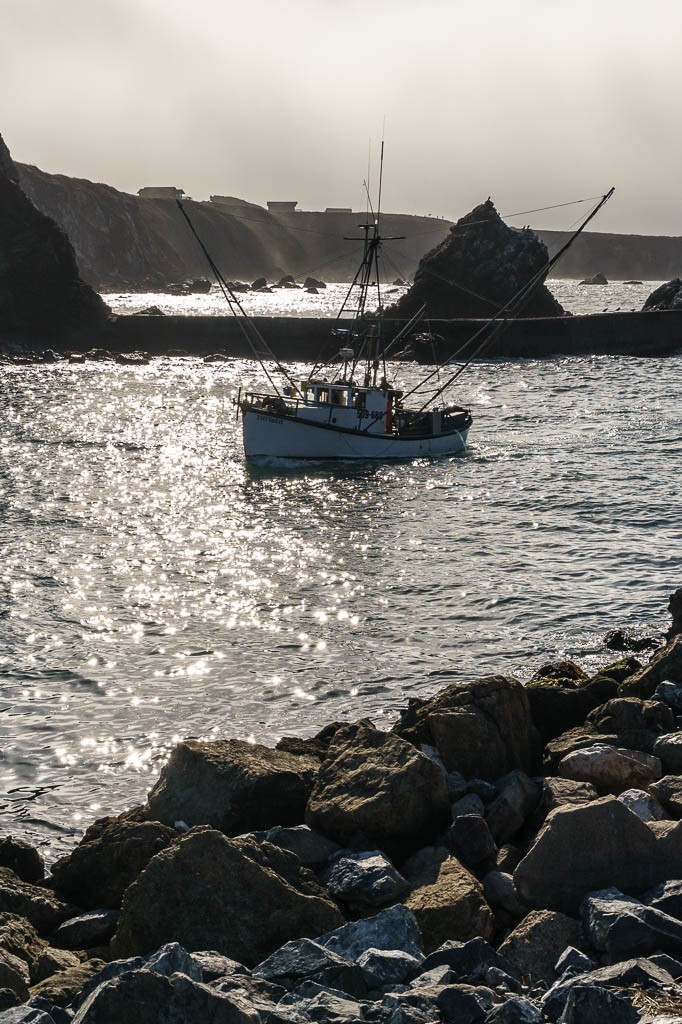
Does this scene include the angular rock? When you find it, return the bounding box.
[485,997,543,1022]
[650,776,682,815]
[50,910,119,950]
[317,904,423,961]
[0,948,29,999]
[435,982,494,1023]
[513,797,664,914]
[50,816,176,910]
[405,855,494,953]
[497,910,582,986]
[144,941,202,980]
[543,727,618,772]
[484,771,541,843]
[587,696,674,739]
[654,733,682,774]
[618,635,682,699]
[617,788,667,822]
[356,947,422,987]
[649,952,682,980]
[390,199,564,320]
[111,827,343,964]
[482,872,525,917]
[286,985,367,1024]
[557,744,659,794]
[583,887,682,958]
[526,677,618,745]
[320,849,410,908]
[644,279,682,312]
[554,946,596,980]
[452,794,486,818]
[542,958,676,1020]
[30,958,106,1007]
[256,825,340,868]
[558,984,639,1024]
[0,840,44,885]
[419,936,519,984]
[496,845,522,873]
[466,780,497,804]
[0,914,46,969]
[190,950,249,982]
[447,815,497,869]
[0,870,73,934]
[30,945,81,984]
[654,680,682,712]
[531,777,598,831]
[644,879,682,921]
[232,837,333,901]
[393,676,539,782]
[0,1008,55,1023]
[253,938,366,997]
[305,722,450,859]
[147,739,319,834]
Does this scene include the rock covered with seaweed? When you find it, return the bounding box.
[2,590,682,1021]
[389,199,567,321]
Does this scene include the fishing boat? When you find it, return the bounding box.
[176,177,614,463]
[239,211,473,461]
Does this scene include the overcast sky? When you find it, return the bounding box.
[3,0,681,234]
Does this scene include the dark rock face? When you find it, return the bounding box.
[146,738,319,835]
[111,827,343,963]
[50,816,176,909]
[394,675,540,782]
[0,133,109,338]
[643,278,682,310]
[390,200,566,321]
[0,839,44,885]
[305,722,450,858]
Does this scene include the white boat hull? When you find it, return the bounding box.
[243,409,469,461]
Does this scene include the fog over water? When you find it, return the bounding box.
[4,0,682,234]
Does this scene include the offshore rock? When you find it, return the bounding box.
[643,278,682,311]
[50,816,176,909]
[110,827,343,964]
[0,132,109,338]
[390,199,565,320]
[305,722,450,858]
[146,738,319,834]
[393,675,539,782]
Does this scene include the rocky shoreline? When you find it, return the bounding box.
[2,594,682,1021]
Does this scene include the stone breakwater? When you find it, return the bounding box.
[2,594,682,1021]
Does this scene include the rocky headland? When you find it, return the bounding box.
[0,135,109,341]
[2,591,682,1021]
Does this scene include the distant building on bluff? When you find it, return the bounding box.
[267,200,298,213]
[138,186,185,199]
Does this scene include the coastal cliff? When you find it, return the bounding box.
[15,161,682,292]
[0,137,108,338]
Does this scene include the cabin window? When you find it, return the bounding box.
[318,389,329,404]
[331,390,345,406]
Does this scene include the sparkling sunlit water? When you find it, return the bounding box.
[1,280,680,857]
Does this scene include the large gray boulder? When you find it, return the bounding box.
[557,743,660,794]
[393,675,539,781]
[111,827,343,964]
[305,722,450,858]
[513,797,662,914]
[316,904,423,961]
[146,739,319,834]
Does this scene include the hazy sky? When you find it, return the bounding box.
[4,0,682,234]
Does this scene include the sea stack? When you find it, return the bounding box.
[0,132,109,341]
[390,199,565,320]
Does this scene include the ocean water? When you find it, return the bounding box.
[1,280,680,858]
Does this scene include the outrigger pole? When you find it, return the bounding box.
[175,200,298,395]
